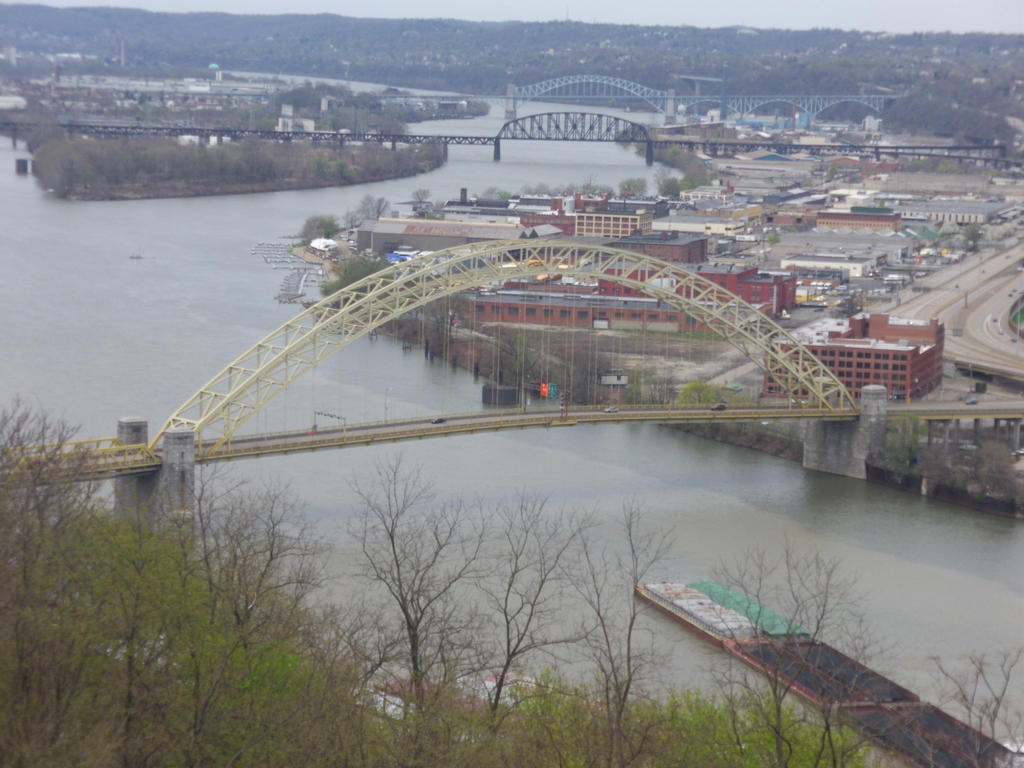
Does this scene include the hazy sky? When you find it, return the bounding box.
[29,0,1024,34]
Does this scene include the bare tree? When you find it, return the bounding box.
[711,545,875,768]
[476,495,590,714]
[571,501,673,768]
[350,455,485,706]
[931,648,1024,766]
[356,193,390,223]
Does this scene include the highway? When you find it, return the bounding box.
[893,235,1024,381]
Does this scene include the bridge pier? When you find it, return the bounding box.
[113,419,195,515]
[504,83,516,120]
[801,385,887,479]
[665,89,676,125]
[645,141,654,166]
[493,138,501,162]
[114,417,157,515]
[159,427,196,513]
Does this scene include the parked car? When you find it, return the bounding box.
[710,403,727,411]
[965,396,979,405]
[603,406,619,413]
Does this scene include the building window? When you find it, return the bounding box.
[560,309,570,318]
[525,308,536,316]
[508,306,519,315]
[577,311,588,319]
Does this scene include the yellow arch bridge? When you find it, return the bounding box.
[13,241,896,489]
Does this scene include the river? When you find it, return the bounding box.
[0,105,1022,717]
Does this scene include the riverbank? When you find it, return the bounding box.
[670,419,1024,518]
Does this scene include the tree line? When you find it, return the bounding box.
[6,8,1023,150]
[30,137,444,200]
[2,401,1020,767]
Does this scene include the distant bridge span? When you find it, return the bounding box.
[155,240,855,457]
[506,75,896,122]
[1,120,1011,168]
[493,112,653,162]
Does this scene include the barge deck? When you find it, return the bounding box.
[636,581,1019,768]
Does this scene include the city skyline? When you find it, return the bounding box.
[21,0,1024,34]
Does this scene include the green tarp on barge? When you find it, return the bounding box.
[687,580,809,638]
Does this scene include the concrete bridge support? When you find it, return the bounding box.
[114,417,157,514]
[113,419,196,515]
[505,83,516,120]
[158,427,196,513]
[802,385,888,479]
[665,89,676,125]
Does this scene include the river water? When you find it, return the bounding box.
[1,105,1022,714]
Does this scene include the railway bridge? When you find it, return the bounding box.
[1,118,1011,169]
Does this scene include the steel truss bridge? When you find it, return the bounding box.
[2,117,1011,168]
[508,75,894,118]
[16,241,1024,480]
[14,241,864,478]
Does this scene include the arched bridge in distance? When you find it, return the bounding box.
[505,74,896,122]
[45,241,861,484]
[492,112,654,163]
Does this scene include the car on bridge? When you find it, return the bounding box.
[710,403,727,411]
[431,417,447,424]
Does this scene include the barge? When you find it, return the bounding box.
[636,580,1020,768]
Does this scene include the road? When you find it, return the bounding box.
[195,404,857,463]
[893,236,1024,380]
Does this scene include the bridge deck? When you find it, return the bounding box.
[196,405,857,462]
[35,400,1024,479]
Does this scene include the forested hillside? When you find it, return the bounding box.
[1,6,1021,145]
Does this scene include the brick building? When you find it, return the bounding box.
[816,208,903,232]
[606,232,708,264]
[766,313,944,400]
[519,210,577,235]
[470,290,718,333]
[597,262,796,317]
[575,209,654,238]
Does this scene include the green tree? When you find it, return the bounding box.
[883,413,926,468]
[676,380,723,406]
[300,214,340,242]
[320,256,389,296]
[963,223,983,252]
[619,177,648,196]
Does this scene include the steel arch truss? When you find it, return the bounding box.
[497,112,650,143]
[516,76,667,112]
[155,241,855,455]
